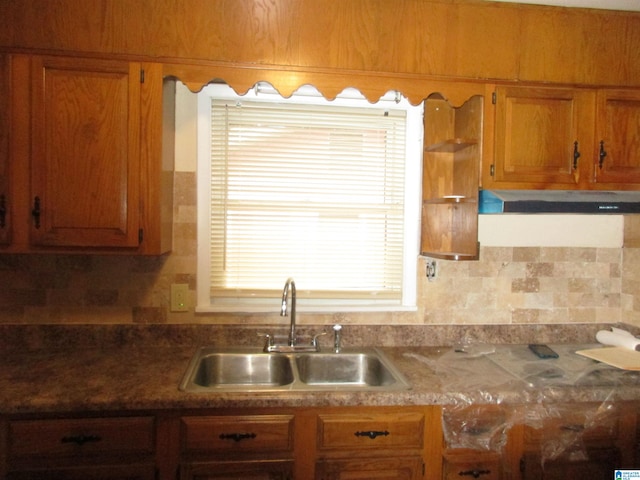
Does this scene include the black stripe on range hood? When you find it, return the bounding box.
[479,190,640,214]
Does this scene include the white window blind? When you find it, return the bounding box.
[197,84,422,312]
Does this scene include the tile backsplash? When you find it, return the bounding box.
[0,171,639,328]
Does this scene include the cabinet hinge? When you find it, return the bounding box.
[422,462,426,476]
[492,91,497,104]
[140,69,145,83]
[138,228,144,244]
[490,164,495,177]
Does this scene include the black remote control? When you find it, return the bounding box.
[528,343,559,359]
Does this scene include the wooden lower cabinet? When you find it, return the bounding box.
[3,403,637,480]
[314,410,427,480]
[519,448,619,480]
[179,414,295,480]
[177,408,430,480]
[440,405,510,480]
[517,402,636,480]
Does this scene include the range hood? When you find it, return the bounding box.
[480,190,640,214]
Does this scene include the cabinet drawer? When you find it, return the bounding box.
[442,405,508,450]
[317,412,424,450]
[8,416,155,459]
[443,451,501,480]
[181,415,294,454]
[523,405,618,447]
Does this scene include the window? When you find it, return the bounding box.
[196,83,423,312]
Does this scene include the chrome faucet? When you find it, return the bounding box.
[281,278,296,346]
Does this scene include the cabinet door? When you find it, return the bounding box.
[0,54,9,245]
[492,86,594,187]
[6,465,156,480]
[316,456,423,480]
[520,448,620,480]
[30,56,141,248]
[594,89,640,186]
[180,460,293,480]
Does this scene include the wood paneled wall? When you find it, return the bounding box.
[1,0,639,91]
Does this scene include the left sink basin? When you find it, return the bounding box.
[180,348,295,392]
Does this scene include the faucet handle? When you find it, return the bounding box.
[257,332,274,351]
[311,331,327,350]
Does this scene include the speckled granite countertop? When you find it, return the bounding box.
[3,341,640,415]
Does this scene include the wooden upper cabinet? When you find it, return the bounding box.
[488,85,640,190]
[29,56,142,248]
[594,89,640,186]
[490,86,594,189]
[0,54,9,246]
[1,54,174,254]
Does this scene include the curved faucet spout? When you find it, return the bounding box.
[280,278,296,346]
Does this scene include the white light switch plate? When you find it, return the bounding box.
[170,283,189,312]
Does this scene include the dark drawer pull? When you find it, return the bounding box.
[61,434,102,446]
[560,424,585,432]
[459,469,491,478]
[32,196,41,229]
[0,194,5,228]
[219,432,257,442]
[354,430,389,439]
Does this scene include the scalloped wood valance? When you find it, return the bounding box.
[163,62,490,108]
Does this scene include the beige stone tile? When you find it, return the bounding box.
[594,307,620,323]
[479,247,513,262]
[513,247,540,262]
[512,278,539,293]
[539,247,572,262]
[538,277,569,293]
[597,248,622,263]
[525,262,554,278]
[523,293,554,309]
[511,308,540,323]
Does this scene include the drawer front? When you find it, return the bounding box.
[317,456,424,480]
[8,416,155,459]
[523,405,619,446]
[443,452,501,480]
[317,412,424,450]
[181,415,294,454]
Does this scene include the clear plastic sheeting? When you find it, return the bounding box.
[536,399,620,466]
[441,403,511,452]
[405,343,639,467]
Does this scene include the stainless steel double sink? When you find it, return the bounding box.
[179,347,410,393]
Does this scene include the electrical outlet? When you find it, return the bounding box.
[426,260,437,281]
[170,283,189,312]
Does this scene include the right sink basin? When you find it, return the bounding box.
[294,352,401,387]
